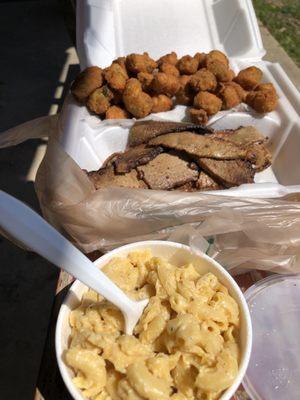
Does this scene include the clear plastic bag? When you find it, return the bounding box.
[1,115,300,274]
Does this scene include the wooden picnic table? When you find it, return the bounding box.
[34,251,265,400]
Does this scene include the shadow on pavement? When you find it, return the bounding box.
[0,1,79,399]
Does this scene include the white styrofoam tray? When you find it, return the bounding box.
[58,0,300,198]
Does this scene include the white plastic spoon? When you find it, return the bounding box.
[0,190,148,335]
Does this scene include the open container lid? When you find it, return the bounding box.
[77,0,265,69]
[243,275,300,399]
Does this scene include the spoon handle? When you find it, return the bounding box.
[0,190,136,313]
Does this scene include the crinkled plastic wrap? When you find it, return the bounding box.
[1,116,300,275]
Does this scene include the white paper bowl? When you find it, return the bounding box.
[56,240,252,400]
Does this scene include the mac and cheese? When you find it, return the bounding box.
[65,250,240,400]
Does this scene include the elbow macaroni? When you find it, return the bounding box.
[65,250,240,400]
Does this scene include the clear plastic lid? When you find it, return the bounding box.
[243,275,300,400]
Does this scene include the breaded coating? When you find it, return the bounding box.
[159,62,180,77]
[87,85,113,115]
[126,52,157,74]
[111,89,123,105]
[71,66,103,103]
[221,81,247,102]
[194,91,222,115]
[246,89,278,113]
[157,51,178,66]
[105,105,130,119]
[194,52,206,68]
[218,85,241,109]
[207,59,230,82]
[123,78,153,118]
[234,66,263,90]
[104,63,128,91]
[177,55,199,75]
[151,72,180,97]
[189,108,208,125]
[255,83,277,95]
[151,95,173,113]
[189,69,217,92]
[227,69,236,81]
[175,75,194,105]
[206,50,229,67]
[114,56,127,70]
[137,72,154,92]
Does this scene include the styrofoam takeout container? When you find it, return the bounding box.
[56,240,252,400]
[57,0,300,198]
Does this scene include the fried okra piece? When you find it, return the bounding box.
[189,69,217,92]
[189,108,208,125]
[194,91,222,115]
[151,72,180,97]
[218,85,241,109]
[137,72,154,92]
[157,51,178,66]
[175,75,194,106]
[177,55,199,75]
[114,56,127,70]
[255,83,277,95]
[71,66,103,103]
[207,59,231,82]
[206,50,229,67]
[104,63,129,91]
[219,81,247,102]
[87,85,113,115]
[234,66,263,90]
[246,83,278,113]
[126,52,157,74]
[105,105,130,119]
[159,62,180,77]
[194,52,207,68]
[151,95,173,113]
[123,78,153,118]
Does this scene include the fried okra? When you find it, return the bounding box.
[126,53,157,74]
[159,62,180,77]
[151,72,180,97]
[137,72,154,92]
[221,81,247,102]
[194,91,222,115]
[177,55,199,75]
[123,78,153,118]
[175,75,194,106]
[87,85,114,115]
[194,52,206,68]
[206,50,229,67]
[104,63,128,91]
[189,108,208,125]
[207,59,230,82]
[189,69,217,92]
[246,83,278,113]
[71,66,103,103]
[234,66,263,90]
[105,105,130,119]
[151,95,173,113]
[114,56,127,70]
[218,85,241,109]
[157,51,178,66]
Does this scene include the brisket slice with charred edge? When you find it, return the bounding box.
[149,131,250,160]
[114,145,164,173]
[196,158,255,188]
[129,120,212,146]
[88,166,147,189]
